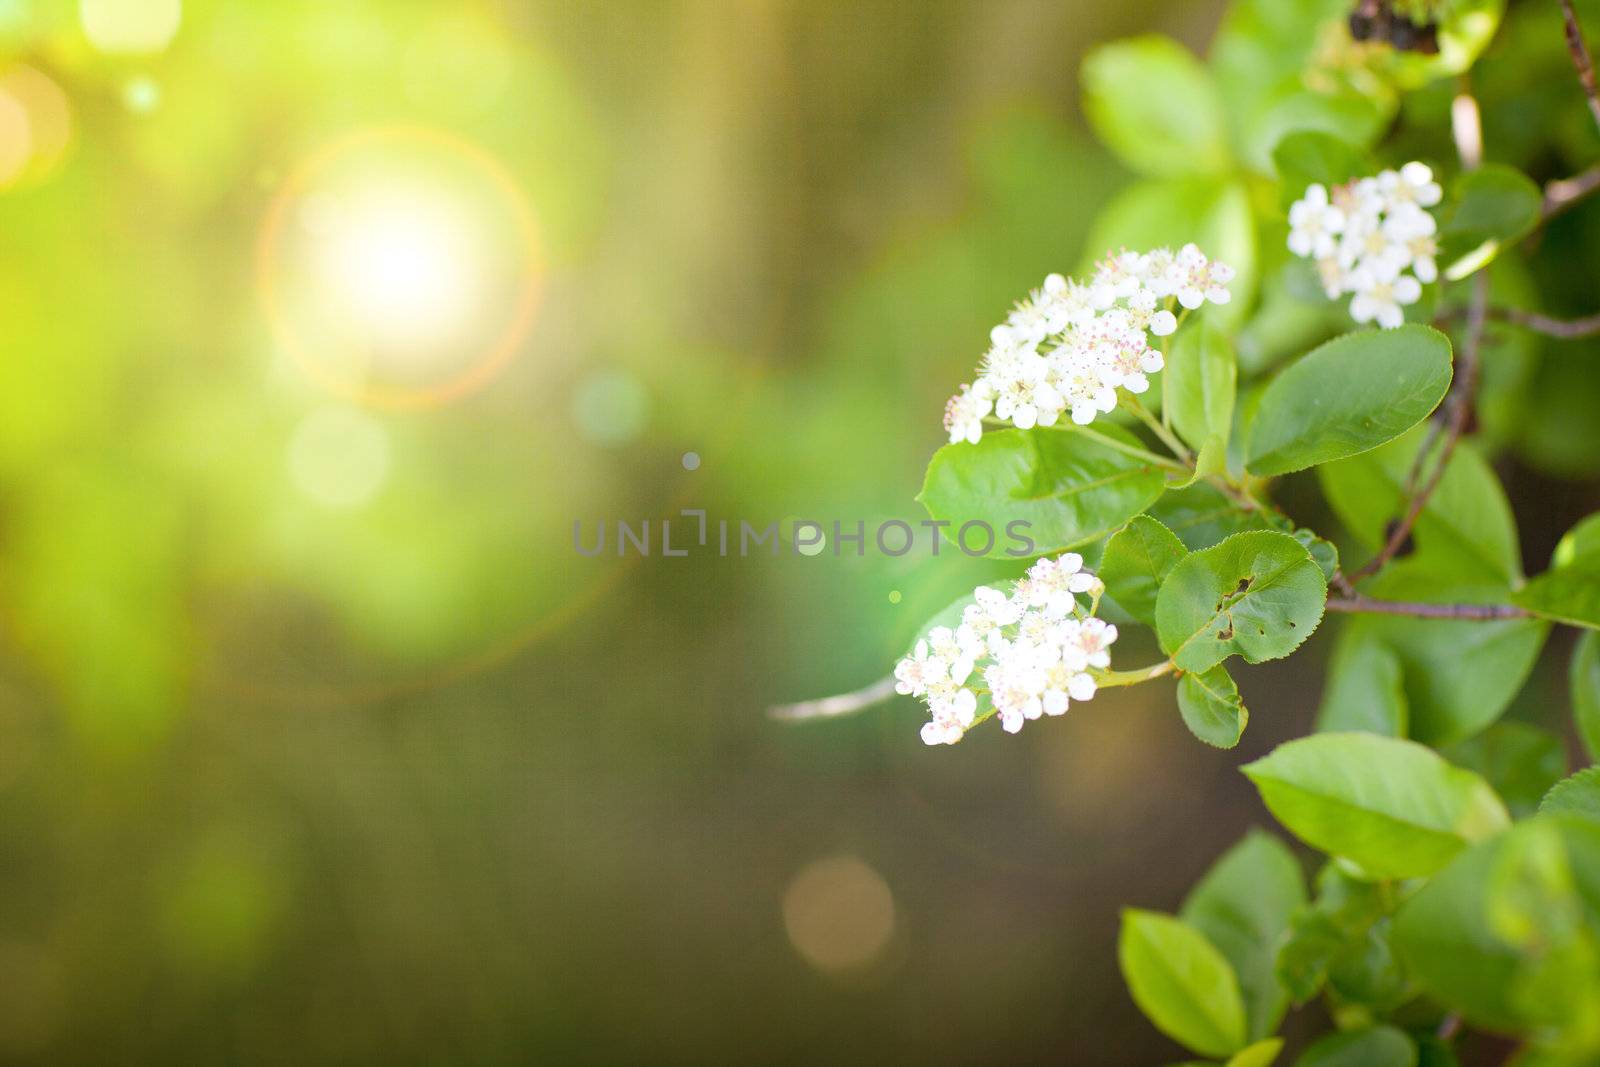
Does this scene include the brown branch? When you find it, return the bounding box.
[1543,163,1600,221]
[1350,271,1489,583]
[1563,0,1600,135]
[1487,304,1600,338]
[1327,596,1530,620]
[768,675,897,721]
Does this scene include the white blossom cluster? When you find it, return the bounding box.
[1287,162,1443,329]
[942,246,1235,445]
[894,553,1118,746]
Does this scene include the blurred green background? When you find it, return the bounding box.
[6,1,1583,1064]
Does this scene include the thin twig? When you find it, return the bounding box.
[1402,416,1446,498]
[1487,304,1600,338]
[1543,162,1600,221]
[1350,271,1489,583]
[768,676,898,721]
[1329,572,1356,598]
[1327,596,1530,620]
[1563,0,1600,135]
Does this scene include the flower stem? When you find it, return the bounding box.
[1092,660,1176,688]
[1120,394,1193,465]
[992,418,1188,474]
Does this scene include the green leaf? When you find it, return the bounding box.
[1514,514,1600,629]
[1155,531,1326,674]
[1101,515,1188,627]
[1245,326,1453,476]
[1119,909,1249,1058]
[1271,130,1368,210]
[1242,733,1511,879]
[1227,1038,1285,1067]
[1319,425,1522,584]
[1165,323,1237,468]
[1573,631,1600,764]
[1446,722,1568,819]
[1290,528,1339,583]
[1541,768,1600,821]
[917,426,1166,559]
[1439,163,1542,281]
[1326,917,1408,1009]
[1081,178,1257,328]
[1181,831,1305,1041]
[1337,570,1549,747]
[1148,482,1276,551]
[1292,1026,1416,1067]
[1317,625,1407,736]
[1244,84,1391,177]
[1394,816,1600,1032]
[1211,0,1393,169]
[1276,864,1388,1004]
[1179,665,1249,749]
[1081,36,1230,178]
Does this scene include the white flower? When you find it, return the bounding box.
[1408,233,1439,284]
[1073,618,1118,669]
[1018,553,1098,617]
[1348,269,1422,329]
[991,351,1061,430]
[1171,243,1231,309]
[1286,163,1441,328]
[973,585,1022,626]
[1287,183,1347,259]
[1384,201,1437,242]
[1380,161,1443,208]
[894,640,946,697]
[1006,280,1071,343]
[1056,358,1119,426]
[945,247,1233,439]
[943,384,991,445]
[987,660,1046,734]
[907,554,1120,745]
[925,625,978,684]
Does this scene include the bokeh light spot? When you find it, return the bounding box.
[0,89,30,187]
[780,516,827,557]
[257,126,542,409]
[572,371,649,446]
[681,450,700,471]
[783,855,895,974]
[322,189,483,347]
[287,407,391,510]
[122,75,160,113]
[0,66,71,188]
[80,0,181,54]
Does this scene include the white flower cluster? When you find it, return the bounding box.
[942,246,1235,445]
[1287,161,1443,329]
[894,553,1118,746]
